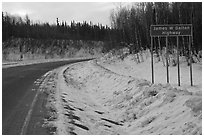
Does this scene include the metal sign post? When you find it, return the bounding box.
[150,24,193,86]
[166,36,169,83]
[189,36,193,86]
[177,36,180,86]
[151,36,154,84]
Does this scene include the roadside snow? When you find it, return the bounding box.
[97,54,202,93]
[42,58,202,135]
[2,57,94,68]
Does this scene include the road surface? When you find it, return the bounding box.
[2,59,91,135]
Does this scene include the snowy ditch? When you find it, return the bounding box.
[41,60,201,135]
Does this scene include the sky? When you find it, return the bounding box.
[2,2,124,26]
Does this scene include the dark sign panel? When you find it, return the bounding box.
[150,24,192,36]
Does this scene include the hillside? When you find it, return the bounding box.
[2,38,104,62]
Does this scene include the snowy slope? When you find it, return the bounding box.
[97,53,202,93]
[42,57,202,135]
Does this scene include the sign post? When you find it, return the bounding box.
[189,36,193,86]
[151,36,154,84]
[177,36,180,86]
[150,24,193,86]
[166,36,169,83]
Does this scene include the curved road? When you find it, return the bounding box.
[2,59,91,135]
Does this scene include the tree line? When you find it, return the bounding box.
[2,2,202,55]
[110,2,202,55]
[2,12,115,42]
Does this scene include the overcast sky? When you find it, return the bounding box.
[2,2,124,26]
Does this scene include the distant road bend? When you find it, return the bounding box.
[2,59,92,135]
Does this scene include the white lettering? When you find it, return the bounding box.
[169,27,174,30]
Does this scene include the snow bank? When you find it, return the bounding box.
[43,59,201,135]
[97,51,202,94]
[2,57,94,68]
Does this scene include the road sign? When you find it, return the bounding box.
[150,24,193,86]
[150,24,192,37]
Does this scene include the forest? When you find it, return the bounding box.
[2,2,202,60]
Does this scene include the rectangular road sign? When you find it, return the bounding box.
[150,24,192,37]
